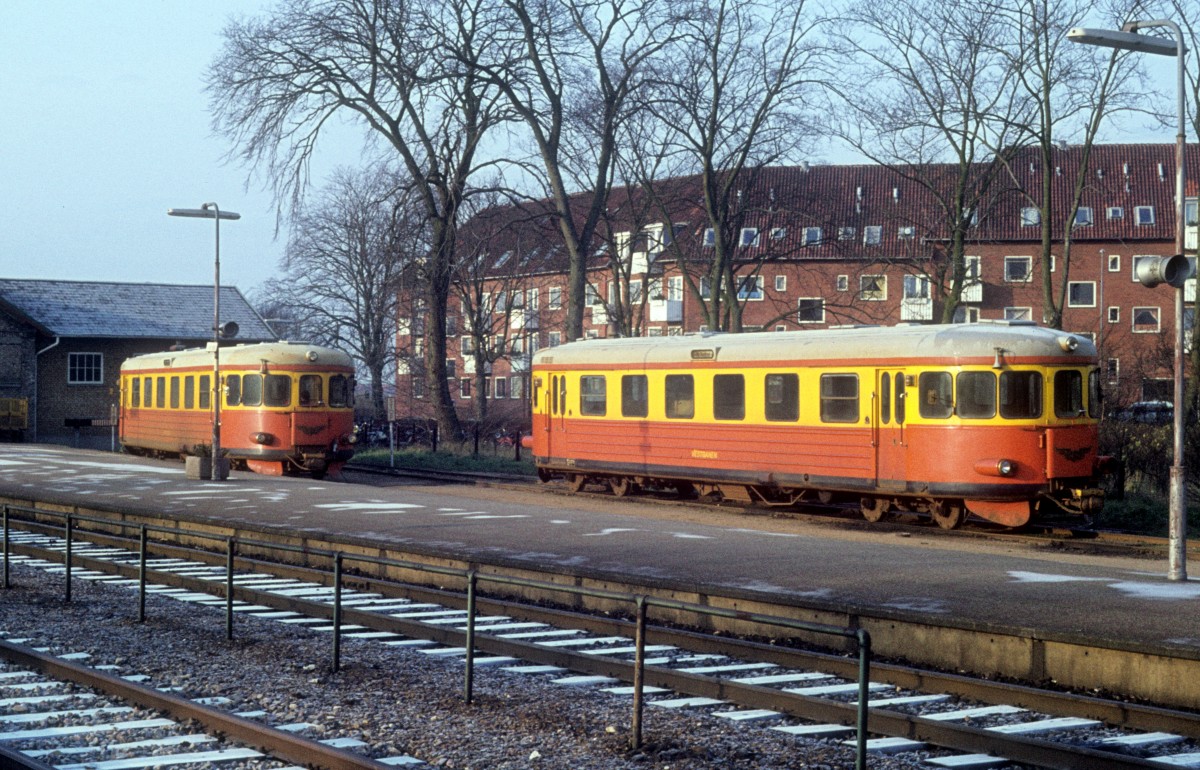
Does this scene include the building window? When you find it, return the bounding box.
[863,226,882,245]
[1106,358,1120,382]
[1067,281,1096,307]
[647,327,664,337]
[1004,256,1032,283]
[797,298,825,323]
[1004,307,1032,321]
[836,275,849,292]
[774,275,787,292]
[1108,254,1121,272]
[1107,206,1124,220]
[1074,207,1094,227]
[838,226,855,241]
[460,378,472,398]
[1107,306,1120,324]
[548,287,562,310]
[737,275,764,300]
[858,275,887,301]
[1132,307,1161,333]
[802,227,822,245]
[903,274,929,300]
[740,227,760,247]
[770,227,787,241]
[462,336,475,355]
[897,225,915,239]
[67,353,103,385]
[1135,206,1155,225]
[703,228,716,246]
[510,376,523,399]
[445,359,457,378]
[548,331,562,347]
[954,306,980,323]
[1020,207,1040,226]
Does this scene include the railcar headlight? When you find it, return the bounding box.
[997,459,1016,477]
[974,458,1018,477]
[306,350,319,362]
[251,432,273,445]
[1058,335,1080,352]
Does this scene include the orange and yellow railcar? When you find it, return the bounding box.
[120,342,357,478]
[528,321,1107,528]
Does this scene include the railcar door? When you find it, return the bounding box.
[545,373,569,460]
[874,370,908,490]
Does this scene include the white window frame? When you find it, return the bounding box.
[1003,256,1032,283]
[1132,306,1161,333]
[67,352,103,385]
[774,275,787,292]
[1074,207,1094,227]
[668,275,683,302]
[703,228,716,246]
[838,226,855,241]
[548,331,562,347]
[1004,307,1032,321]
[797,297,825,324]
[1067,281,1096,308]
[1134,205,1155,225]
[863,226,882,245]
[954,306,980,323]
[1020,207,1040,226]
[858,274,887,301]
[1107,254,1120,272]
[902,274,929,300]
[802,226,822,245]
[1107,306,1120,324]
[1107,206,1124,220]
[770,227,787,241]
[740,227,760,247]
[737,275,764,301]
[836,275,849,292]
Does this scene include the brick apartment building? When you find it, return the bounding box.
[0,280,274,446]
[395,143,1199,428]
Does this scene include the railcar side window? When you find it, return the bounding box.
[665,374,695,419]
[820,373,859,423]
[956,371,996,419]
[580,375,607,416]
[170,377,180,409]
[184,377,195,410]
[765,373,799,422]
[156,377,166,409]
[199,375,211,410]
[551,375,559,415]
[880,373,891,424]
[1054,370,1084,418]
[918,372,953,419]
[999,371,1042,418]
[329,375,351,407]
[1088,370,1101,419]
[226,375,242,406]
[713,374,745,420]
[265,374,291,407]
[131,378,141,408]
[622,375,649,417]
[299,375,323,407]
[895,373,906,424]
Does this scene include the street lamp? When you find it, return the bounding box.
[1069,20,1191,581]
[167,203,241,481]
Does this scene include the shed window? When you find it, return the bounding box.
[621,375,648,418]
[956,371,996,419]
[67,352,103,385]
[765,374,799,422]
[819,374,859,423]
[918,372,953,419]
[1000,371,1042,419]
[665,374,694,419]
[713,374,745,420]
[580,376,607,416]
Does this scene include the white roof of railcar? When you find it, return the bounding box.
[533,322,1096,368]
[121,341,355,371]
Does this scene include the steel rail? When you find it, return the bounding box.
[0,639,398,770]
[6,513,1200,769]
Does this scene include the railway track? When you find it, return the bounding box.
[4,512,1200,769]
[0,634,413,770]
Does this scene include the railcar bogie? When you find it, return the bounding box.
[529,322,1109,530]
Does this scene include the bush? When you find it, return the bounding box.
[351,446,536,477]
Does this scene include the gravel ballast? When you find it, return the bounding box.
[0,562,940,769]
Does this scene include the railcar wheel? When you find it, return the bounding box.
[567,474,588,493]
[860,497,890,522]
[674,481,696,499]
[929,500,965,530]
[816,490,835,504]
[609,476,639,497]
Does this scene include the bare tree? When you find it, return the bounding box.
[829,0,1031,323]
[207,0,511,441]
[641,0,829,332]
[262,166,419,420]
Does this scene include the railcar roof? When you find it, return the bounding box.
[533,322,1096,367]
[121,341,355,371]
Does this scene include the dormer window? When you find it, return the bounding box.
[1020,207,1040,226]
[740,227,760,247]
[1107,206,1124,220]
[802,226,822,245]
[770,227,787,240]
[1135,206,1155,226]
[863,225,882,245]
[838,226,855,241]
[703,228,716,246]
[897,225,915,239]
[1074,207,1093,227]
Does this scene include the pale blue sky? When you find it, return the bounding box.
[0,2,364,295]
[0,3,1180,299]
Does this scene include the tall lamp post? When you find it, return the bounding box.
[1069,21,1191,581]
[167,203,241,481]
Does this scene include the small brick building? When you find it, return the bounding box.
[0,279,275,447]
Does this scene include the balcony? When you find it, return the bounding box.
[649,298,682,322]
[590,304,608,325]
[510,309,539,330]
[901,297,933,321]
[961,281,983,303]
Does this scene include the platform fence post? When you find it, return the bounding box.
[64,514,73,603]
[138,526,148,623]
[464,570,477,704]
[631,595,647,750]
[225,537,235,641]
[855,628,872,770]
[332,552,343,673]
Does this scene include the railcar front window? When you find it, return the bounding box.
[956,371,996,419]
[241,374,264,407]
[226,375,242,406]
[1088,370,1101,419]
[665,374,695,419]
[580,375,607,416]
[299,375,323,407]
[1000,371,1042,418]
[265,375,291,407]
[1054,370,1084,418]
[765,373,799,422]
[820,374,859,423]
[329,375,351,408]
[918,372,953,419]
[622,375,648,417]
[713,374,745,420]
